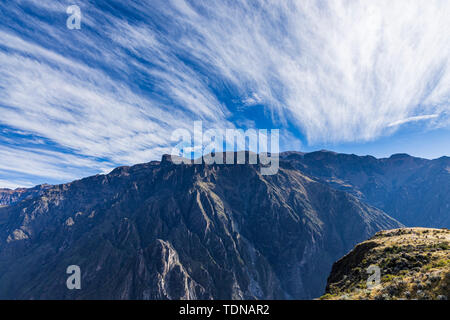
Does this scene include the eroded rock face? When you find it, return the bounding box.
[0,154,402,299]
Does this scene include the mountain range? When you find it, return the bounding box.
[0,151,448,299]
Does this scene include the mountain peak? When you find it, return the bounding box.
[389,153,412,159]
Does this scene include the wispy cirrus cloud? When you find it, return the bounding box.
[387,114,440,128]
[0,144,113,181]
[0,0,449,188]
[158,0,450,143]
[0,1,233,186]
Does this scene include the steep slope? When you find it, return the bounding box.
[282,151,450,227]
[321,228,450,300]
[0,154,401,299]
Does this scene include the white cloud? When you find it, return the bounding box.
[163,0,450,143]
[0,145,113,182]
[387,114,440,127]
[0,0,449,187]
[0,27,230,166]
[0,179,34,190]
[0,1,234,187]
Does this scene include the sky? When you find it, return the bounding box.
[0,0,449,189]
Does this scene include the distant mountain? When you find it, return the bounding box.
[0,153,401,299]
[0,184,50,206]
[282,151,450,227]
[321,228,449,300]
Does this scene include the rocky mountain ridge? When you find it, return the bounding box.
[0,184,50,207]
[0,152,402,299]
[282,151,450,227]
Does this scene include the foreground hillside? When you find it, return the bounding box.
[322,228,450,300]
[0,153,401,299]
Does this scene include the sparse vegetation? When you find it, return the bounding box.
[319,228,450,300]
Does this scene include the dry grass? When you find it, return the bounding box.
[320,228,450,300]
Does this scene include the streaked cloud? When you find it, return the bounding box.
[0,0,449,187]
[161,0,449,143]
[388,114,440,127]
[0,179,34,190]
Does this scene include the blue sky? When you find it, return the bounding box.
[0,0,449,189]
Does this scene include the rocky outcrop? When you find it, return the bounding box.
[321,228,450,300]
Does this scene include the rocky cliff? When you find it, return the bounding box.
[0,153,402,299]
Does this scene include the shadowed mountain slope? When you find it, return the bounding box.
[282,151,450,227]
[0,154,401,299]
